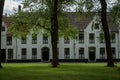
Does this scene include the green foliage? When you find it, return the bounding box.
[97,32,105,42]
[97,31,116,42]
[110,0,120,25]
[8,0,78,39]
[58,15,78,39]
[8,11,39,38]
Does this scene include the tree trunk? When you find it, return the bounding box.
[0,0,5,69]
[51,0,59,67]
[100,0,114,67]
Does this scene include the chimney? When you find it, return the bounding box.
[18,5,21,12]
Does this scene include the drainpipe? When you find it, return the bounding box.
[15,5,21,62]
[118,30,119,62]
[73,40,76,60]
[16,38,17,62]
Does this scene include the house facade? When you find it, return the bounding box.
[1,13,120,62]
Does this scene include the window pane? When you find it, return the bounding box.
[79,31,84,43]
[6,35,12,45]
[57,48,59,58]
[94,23,99,29]
[32,34,37,44]
[8,49,13,59]
[32,48,37,59]
[43,36,48,44]
[64,48,70,59]
[100,48,105,59]
[111,32,116,43]
[64,37,70,44]
[99,33,105,43]
[21,37,27,44]
[112,48,116,59]
[21,48,27,59]
[2,26,5,31]
[79,48,84,59]
[89,33,95,43]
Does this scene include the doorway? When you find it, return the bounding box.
[42,47,49,61]
[1,49,6,62]
[89,47,95,61]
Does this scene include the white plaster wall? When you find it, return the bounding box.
[2,16,119,61]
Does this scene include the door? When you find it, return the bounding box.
[1,49,6,62]
[42,47,49,61]
[89,47,95,61]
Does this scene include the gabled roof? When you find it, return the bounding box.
[66,12,119,31]
[66,12,93,30]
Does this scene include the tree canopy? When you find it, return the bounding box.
[8,0,78,39]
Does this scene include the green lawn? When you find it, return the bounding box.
[0,63,120,80]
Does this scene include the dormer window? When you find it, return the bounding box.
[43,35,48,44]
[6,35,12,45]
[94,23,99,29]
[2,25,5,31]
[32,34,37,44]
[79,31,84,43]
[64,37,70,44]
[111,32,116,43]
[89,33,95,43]
[21,37,27,44]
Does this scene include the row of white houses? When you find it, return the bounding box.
[1,13,120,62]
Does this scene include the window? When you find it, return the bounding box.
[94,23,99,29]
[100,48,105,59]
[111,32,116,43]
[112,48,116,59]
[57,48,59,58]
[79,31,84,43]
[32,34,37,44]
[21,37,27,44]
[8,49,13,59]
[2,26,5,31]
[99,33,105,43]
[43,36,48,44]
[89,33,95,43]
[21,48,27,59]
[6,35,12,45]
[79,48,84,59]
[64,37,70,44]
[32,48,37,59]
[64,48,70,59]
[57,38,59,44]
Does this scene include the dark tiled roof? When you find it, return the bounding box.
[107,14,119,31]
[108,24,118,32]
[66,12,93,30]
[66,12,118,31]
[2,13,119,31]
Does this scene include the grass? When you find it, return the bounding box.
[0,63,120,80]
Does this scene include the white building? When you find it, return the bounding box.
[1,13,120,62]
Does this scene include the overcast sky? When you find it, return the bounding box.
[3,0,117,15]
[3,0,23,15]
